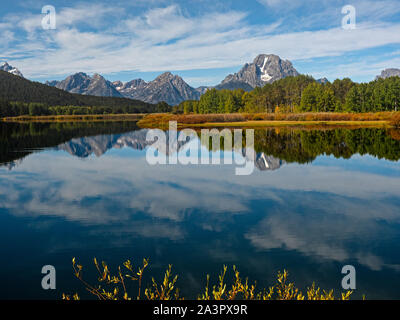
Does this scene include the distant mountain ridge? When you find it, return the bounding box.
[43,54,301,104]
[376,68,400,79]
[46,72,123,97]
[115,72,201,105]
[48,71,200,105]
[4,57,400,106]
[317,77,329,84]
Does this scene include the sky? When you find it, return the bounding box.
[0,0,400,87]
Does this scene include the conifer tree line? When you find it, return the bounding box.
[177,75,400,114]
[0,70,165,117]
[0,100,173,117]
[1,68,400,117]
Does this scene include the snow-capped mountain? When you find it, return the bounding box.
[42,54,301,104]
[0,62,24,77]
[41,54,302,104]
[113,79,148,98]
[217,54,299,90]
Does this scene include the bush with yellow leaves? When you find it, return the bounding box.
[62,258,354,301]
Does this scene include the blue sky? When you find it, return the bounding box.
[1,0,400,87]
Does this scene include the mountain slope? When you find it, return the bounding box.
[0,70,156,110]
[214,80,254,91]
[219,54,299,90]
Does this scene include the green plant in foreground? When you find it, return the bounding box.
[62,258,354,301]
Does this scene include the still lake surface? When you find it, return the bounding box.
[1,121,400,299]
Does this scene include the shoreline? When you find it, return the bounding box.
[1,113,397,129]
[136,112,399,129]
[184,120,390,128]
[0,113,146,123]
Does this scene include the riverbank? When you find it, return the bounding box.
[137,112,399,128]
[1,113,146,123]
[2,112,399,128]
[187,120,388,128]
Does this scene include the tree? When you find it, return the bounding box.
[300,83,319,112]
[318,87,336,112]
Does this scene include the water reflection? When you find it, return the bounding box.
[0,122,400,299]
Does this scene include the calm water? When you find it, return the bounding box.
[1,121,400,300]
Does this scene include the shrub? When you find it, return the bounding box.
[63,258,355,301]
[390,113,400,128]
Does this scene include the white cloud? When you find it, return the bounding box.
[257,0,296,8]
[2,140,400,271]
[1,2,400,81]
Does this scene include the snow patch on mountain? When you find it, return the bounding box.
[0,62,24,77]
[260,57,273,82]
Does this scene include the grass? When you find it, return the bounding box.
[3,112,398,127]
[187,120,388,128]
[63,258,355,301]
[137,112,399,129]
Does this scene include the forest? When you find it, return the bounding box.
[177,75,400,114]
[1,68,400,117]
[0,70,166,116]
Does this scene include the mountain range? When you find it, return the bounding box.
[3,57,400,106]
[46,72,122,97]
[114,72,201,105]
[44,54,300,105]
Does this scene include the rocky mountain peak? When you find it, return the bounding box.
[219,54,299,90]
[112,81,124,89]
[0,61,24,77]
[111,72,199,105]
[92,73,103,79]
[317,77,329,84]
[155,72,175,81]
[49,72,122,97]
[376,68,400,79]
